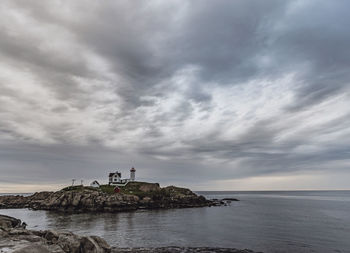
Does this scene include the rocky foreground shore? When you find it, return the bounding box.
[0,183,235,213]
[0,215,258,253]
[0,214,110,253]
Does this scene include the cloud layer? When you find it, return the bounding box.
[1,0,350,191]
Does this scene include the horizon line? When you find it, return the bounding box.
[1,189,350,194]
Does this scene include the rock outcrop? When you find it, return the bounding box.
[0,214,24,230]
[0,184,217,213]
[0,214,111,253]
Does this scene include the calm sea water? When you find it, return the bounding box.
[1,191,350,253]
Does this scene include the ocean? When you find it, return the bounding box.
[1,191,350,253]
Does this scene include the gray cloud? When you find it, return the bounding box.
[0,0,350,191]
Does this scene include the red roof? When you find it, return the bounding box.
[130,167,136,172]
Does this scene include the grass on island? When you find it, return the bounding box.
[100,181,167,198]
[61,185,100,192]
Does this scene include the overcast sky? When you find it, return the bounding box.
[1,0,350,192]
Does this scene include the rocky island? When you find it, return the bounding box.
[0,182,234,213]
[0,214,257,253]
[0,183,245,252]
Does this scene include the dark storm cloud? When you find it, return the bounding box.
[0,0,350,190]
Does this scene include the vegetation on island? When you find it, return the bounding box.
[61,181,197,200]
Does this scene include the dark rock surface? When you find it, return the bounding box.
[222,198,239,202]
[0,185,223,213]
[0,214,24,230]
[0,214,111,252]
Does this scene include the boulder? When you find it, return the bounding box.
[80,236,112,253]
[139,183,160,192]
[0,214,23,230]
[0,215,111,253]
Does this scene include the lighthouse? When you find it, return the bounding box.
[130,167,136,181]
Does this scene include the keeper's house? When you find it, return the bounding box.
[109,167,136,186]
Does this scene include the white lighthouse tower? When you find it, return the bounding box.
[130,167,136,181]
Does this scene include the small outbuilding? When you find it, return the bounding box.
[114,186,120,193]
[90,180,100,188]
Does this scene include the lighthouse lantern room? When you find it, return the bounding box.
[130,167,136,181]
